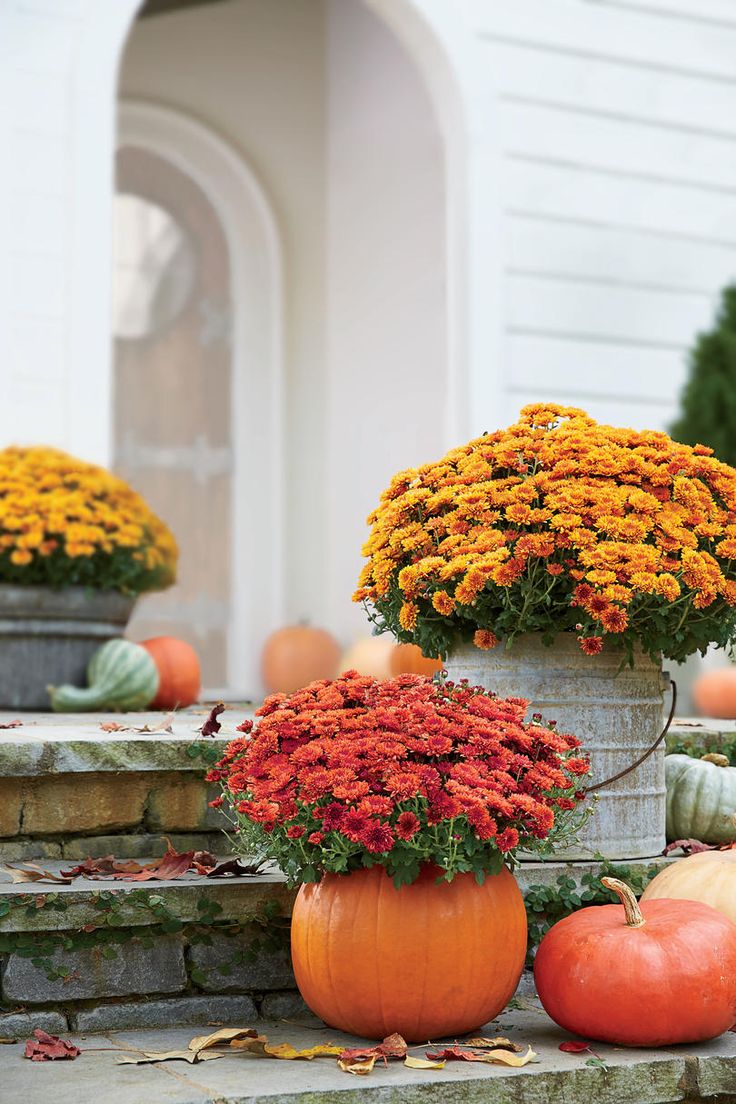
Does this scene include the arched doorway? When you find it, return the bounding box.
[114,102,283,695]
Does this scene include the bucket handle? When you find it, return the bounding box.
[580,679,677,794]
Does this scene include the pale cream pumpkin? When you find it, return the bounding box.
[641,849,736,926]
[665,752,736,844]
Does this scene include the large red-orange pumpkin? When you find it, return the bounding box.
[534,877,736,1046]
[389,643,443,677]
[693,667,736,719]
[291,863,526,1041]
[141,636,201,709]
[261,625,341,695]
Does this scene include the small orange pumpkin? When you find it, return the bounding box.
[693,667,736,719]
[339,637,395,679]
[261,625,341,695]
[389,643,443,677]
[291,863,527,1041]
[534,877,736,1046]
[141,636,201,709]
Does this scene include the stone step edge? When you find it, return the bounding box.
[0,870,296,933]
[0,855,672,933]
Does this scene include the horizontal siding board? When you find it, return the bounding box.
[483,42,736,141]
[508,274,715,346]
[507,215,736,293]
[506,159,736,244]
[466,0,736,81]
[588,0,736,28]
[500,101,736,192]
[505,332,688,401]
[502,383,679,434]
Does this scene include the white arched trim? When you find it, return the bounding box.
[365,0,504,444]
[117,100,285,696]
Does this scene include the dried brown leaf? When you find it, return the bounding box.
[404,1055,446,1069]
[1,863,72,885]
[338,1056,376,1075]
[24,1029,79,1061]
[200,702,225,737]
[465,1036,523,1052]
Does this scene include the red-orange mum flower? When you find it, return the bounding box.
[473,629,499,650]
[211,672,589,886]
[577,636,603,656]
[396,811,421,840]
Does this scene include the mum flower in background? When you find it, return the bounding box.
[354,403,736,663]
[0,446,177,593]
[208,671,589,887]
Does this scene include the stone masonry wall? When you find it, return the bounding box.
[0,770,226,860]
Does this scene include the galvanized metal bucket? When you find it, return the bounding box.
[444,634,667,861]
[0,585,135,710]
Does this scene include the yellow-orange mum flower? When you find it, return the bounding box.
[355,404,736,662]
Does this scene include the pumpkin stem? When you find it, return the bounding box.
[701,753,730,768]
[601,877,645,928]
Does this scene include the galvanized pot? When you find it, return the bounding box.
[444,634,667,861]
[0,585,135,710]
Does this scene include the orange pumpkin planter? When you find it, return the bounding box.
[534,877,736,1046]
[291,863,527,1042]
[141,636,201,709]
[261,626,341,694]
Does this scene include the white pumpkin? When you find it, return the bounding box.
[666,752,736,844]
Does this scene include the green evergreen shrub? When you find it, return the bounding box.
[671,285,736,467]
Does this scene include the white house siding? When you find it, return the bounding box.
[0,0,137,462]
[462,0,736,432]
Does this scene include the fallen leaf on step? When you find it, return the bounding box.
[264,1043,344,1060]
[339,1033,407,1065]
[404,1055,445,1069]
[61,841,195,882]
[559,1040,592,1053]
[117,1050,224,1065]
[1,863,72,885]
[0,720,22,729]
[0,1038,17,1045]
[189,1026,267,1058]
[662,838,715,856]
[200,702,225,737]
[338,1056,376,1075]
[24,1029,80,1061]
[206,857,265,878]
[99,721,128,732]
[465,1036,524,1052]
[132,712,176,734]
[426,1045,536,1066]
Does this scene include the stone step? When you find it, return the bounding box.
[2,1000,735,1104]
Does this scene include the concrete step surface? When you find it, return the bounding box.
[2,999,736,1104]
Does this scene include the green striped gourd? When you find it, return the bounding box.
[48,639,159,712]
[665,752,736,845]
